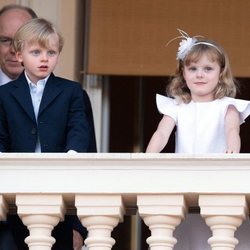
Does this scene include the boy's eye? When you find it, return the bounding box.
[48,50,57,56]
[31,50,40,56]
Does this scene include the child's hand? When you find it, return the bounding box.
[73,229,84,250]
[225,148,239,153]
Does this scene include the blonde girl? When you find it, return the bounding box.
[146,30,250,153]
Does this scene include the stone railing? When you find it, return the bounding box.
[0,153,250,250]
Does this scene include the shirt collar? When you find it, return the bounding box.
[24,71,50,87]
[0,68,13,85]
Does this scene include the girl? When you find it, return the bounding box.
[146,30,250,153]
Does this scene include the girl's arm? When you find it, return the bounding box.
[146,115,175,153]
[225,105,241,153]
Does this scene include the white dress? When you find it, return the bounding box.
[156,94,250,153]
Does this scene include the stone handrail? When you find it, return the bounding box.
[0,153,250,250]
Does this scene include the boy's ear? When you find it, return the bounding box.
[15,52,23,62]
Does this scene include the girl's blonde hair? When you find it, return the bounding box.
[168,39,237,103]
[13,18,64,53]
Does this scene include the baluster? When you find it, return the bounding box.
[0,195,8,220]
[75,194,124,250]
[16,194,65,250]
[199,194,248,250]
[137,194,186,250]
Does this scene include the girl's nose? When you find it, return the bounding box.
[196,69,204,78]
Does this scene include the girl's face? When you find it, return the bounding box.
[183,53,221,102]
[15,33,60,84]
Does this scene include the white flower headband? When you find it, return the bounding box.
[166,29,222,61]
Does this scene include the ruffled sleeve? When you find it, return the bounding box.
[224,97,250,124]
[156,94,178,121]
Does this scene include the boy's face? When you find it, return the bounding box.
[15,34,60,84]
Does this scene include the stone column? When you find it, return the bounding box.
[137,194,186,250]
[199,194,248,250]
[75,194,125,250]
[0,195,8,220]
[16,194,65,250]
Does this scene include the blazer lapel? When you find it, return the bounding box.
[38,74,63,116]
[12,73,36,122]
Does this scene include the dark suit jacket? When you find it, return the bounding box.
[82,89,97,152]
[0,72,96,153]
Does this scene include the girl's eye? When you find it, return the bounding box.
[204,66,213,72]
[188,67,196,71]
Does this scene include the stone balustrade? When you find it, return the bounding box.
[0,153,250,250]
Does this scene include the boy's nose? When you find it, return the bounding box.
[41,53,48,61]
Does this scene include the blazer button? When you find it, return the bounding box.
[31,128,37,135]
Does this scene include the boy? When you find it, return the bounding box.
[0,18,91,249]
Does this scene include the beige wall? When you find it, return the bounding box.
[0,0,15,5]
[86,0,250,77]
[2,1,250,79]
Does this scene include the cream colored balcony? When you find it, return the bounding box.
[0,153,250,250]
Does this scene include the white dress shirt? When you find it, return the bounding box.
[25,71,49,152]
[0,68,12,85]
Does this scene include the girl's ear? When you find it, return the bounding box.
[15,51,23,63]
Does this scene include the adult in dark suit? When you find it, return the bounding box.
[0,4,37,85]
[0,17,96,250]
[0,4,37,250]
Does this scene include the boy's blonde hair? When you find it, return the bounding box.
[13,18,64,53]
[168,39,237,103]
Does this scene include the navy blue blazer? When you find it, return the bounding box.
[0,72,93,152]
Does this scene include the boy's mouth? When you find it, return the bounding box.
[38,65,48,71]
